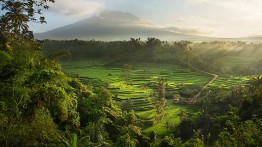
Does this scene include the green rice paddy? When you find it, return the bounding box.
[61,59,250,134]
[208,76,250,88]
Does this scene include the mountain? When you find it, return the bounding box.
[34,11,207,41]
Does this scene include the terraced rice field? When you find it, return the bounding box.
[208,76,250,89]
[136,99,198,135]
[62,60,213,111]
[61,59,251,134]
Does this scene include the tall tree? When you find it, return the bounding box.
[0,0,54,38]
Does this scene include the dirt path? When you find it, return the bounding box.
[188,66,218,104]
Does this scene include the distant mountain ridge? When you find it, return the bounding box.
[34,11,206,41]
[35,10,262,42]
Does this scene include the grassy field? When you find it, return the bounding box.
[61,59,250,134]
[62,59,211,109]
[208,76,250,89]
[136,99,198,135]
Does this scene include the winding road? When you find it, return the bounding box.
[188,66,218,104]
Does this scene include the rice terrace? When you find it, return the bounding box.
[1,0,262,146]
[61,56,251,135]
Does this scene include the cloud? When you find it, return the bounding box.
[166,26,213,36]
[49,0,104,16]
[182,0,262,37]
[187,0,262,13]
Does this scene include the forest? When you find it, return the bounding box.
[0,0,262,146]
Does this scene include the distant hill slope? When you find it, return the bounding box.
[34,11,207,41]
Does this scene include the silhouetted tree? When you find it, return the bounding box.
[0,0,54,38]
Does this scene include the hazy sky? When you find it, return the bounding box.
[30,0,262,37]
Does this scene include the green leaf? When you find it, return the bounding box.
[70,133,78,147]
[0,51,12,69]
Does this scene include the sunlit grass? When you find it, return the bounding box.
[141,99,197,135]
[209,76,250,88]
[61,59,251,135]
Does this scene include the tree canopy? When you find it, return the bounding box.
[0,0,54,38]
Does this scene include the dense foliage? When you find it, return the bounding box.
[0,37,149,146]
[172,78,262,146]
[0,38,77,146]
[42,39,262,75]
[1,36,261,146]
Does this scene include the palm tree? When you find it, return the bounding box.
[2,1,29,35]
[0,0,55,38]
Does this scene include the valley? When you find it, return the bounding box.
[61,59,251,135]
